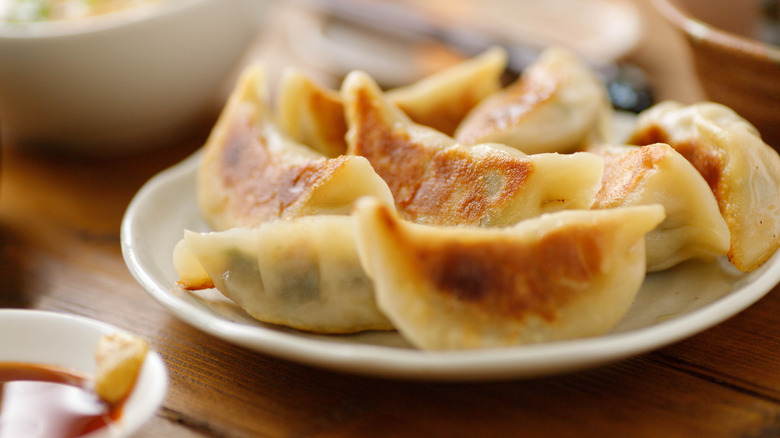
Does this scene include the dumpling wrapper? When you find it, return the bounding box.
[342,69,604,227]
[628,101,780,272]
[199,64,394,230]
[591,143,730,271]
[386,46,507,136]
[454,47,612,154]
[276,68,349,158]
[276,47,507,157]
[355,198,665,350]
[173,215,393,334]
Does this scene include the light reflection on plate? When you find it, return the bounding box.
[0,309,168,437]
[121,151,780,380]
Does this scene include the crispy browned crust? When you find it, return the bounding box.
[306,87,349,155]
[628,123,763,269]
[630,126,726,208]
[207,104,347,227]
[454,67,561,145]
[176,279,216,291]
[349,85,532,226]
[593,143,666,208]
[372,203,605,323]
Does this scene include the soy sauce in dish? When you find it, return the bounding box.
[0,362,122,438]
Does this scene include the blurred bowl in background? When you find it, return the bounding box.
[0,0,263,156]
[652,0,780,149]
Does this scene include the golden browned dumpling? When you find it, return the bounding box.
[454,47,611,154]
[276,47,507,157]
[591,143,730,271]
[629,101,780,272]
[94,332,149,404]
[277,68,349,158]
[198,65,393,230]
[386,46,507,136]
[342,69,604,227]
[355,198,665,350]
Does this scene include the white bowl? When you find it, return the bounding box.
[0,0,262,155]
[0,309,168,437]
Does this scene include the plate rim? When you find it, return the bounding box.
[120,152,780,380]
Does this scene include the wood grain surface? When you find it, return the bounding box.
[1,1,778,437]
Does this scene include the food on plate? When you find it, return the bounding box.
[342,69,604,226]
[94,331,149,404]
[198,65,393,231]
[277,47,507,157]
[178,46,780,349]
[354,198,665,350]
[629,101,780,272]
[1,0,159,21]
[454,47,611,154]
[174,215,393,333]
[590,143,730,271]
[277,68,349,158]
[386,46,507,136]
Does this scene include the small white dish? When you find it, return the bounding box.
[0,309,168,437]
[120,151,780,380]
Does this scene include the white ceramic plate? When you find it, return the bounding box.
[0,309,168,437]
[121,152,780,380]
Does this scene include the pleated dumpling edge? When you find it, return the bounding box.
[354,198,666,350]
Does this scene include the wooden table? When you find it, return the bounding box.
[2,1,779,437]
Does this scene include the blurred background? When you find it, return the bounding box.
[244,0,705,107]
[1,0,778,153]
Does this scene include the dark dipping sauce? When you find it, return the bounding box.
[0,362,121,438]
